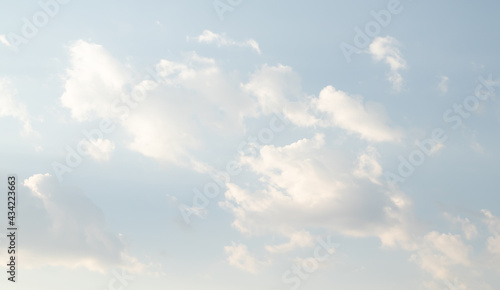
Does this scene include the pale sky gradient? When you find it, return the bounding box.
[1,0,500,289]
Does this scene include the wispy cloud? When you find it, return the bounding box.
[0,34,11,47]
[354,146,383,184]
[0,78,37,136]
[190,30,261,54]
[225,242,268,273]
[83,138,116,162]
[314,86,402,142]
[368,36,407,92]
[22,173,147,274]
[438,76,449,94]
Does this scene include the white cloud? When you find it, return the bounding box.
[84,138,116,162]
[243,65,402,143]
[243,64,300,114]
[408,211,500,287]
[482,209,500,234]
[19,173,145,274]
[191,30,261,54]
[425,232,471,266]
[481,210,500,256]
[486,235,500,255]
[429,142,445,155]
[265,231,315,253]
[0,34,11,47]
[220,134,414,248]
[61,41,403,177]
[368,36,407,92]
[453,216,478,240]
[411,232,471,280]
[243,64,319,127]
[60,40,131,122]
[60,40,256,168]
[438,76,449,95]
[123,52,256,165]
[0,78,37,136]
[354,146,383,184]
[470,133,484,154]
[470,140,484,154]
[313,86,402,142]
[225,242,267,273]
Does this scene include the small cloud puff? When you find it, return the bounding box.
[190,30,261,54]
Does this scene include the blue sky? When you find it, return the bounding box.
[1,0,500,289]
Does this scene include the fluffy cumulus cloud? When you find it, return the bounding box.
[411,232,471,280]
[0,78,37,136]
[220,134,415,251]
[216,127,500,287]
[60,40,131,122]
[123,52,260,165]
[17,30,500,288]
[190,30,261,54]
[242,64,320,127]
[368,36,407,92]
[313,86,402,142]
[60,40,257,168]
[403,210,500,288]
[57,40,500,287]
[14,173,145,273]
[60,40,404,176]
[243,64,402,142]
